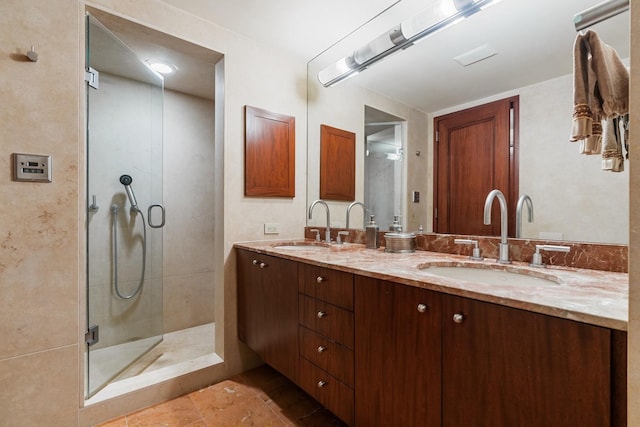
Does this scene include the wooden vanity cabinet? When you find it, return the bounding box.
[442,294,615,427]
[355,276,625,427]
[354,276,443,427]
[237,249,299,383]
[298,263,355,426]
[237,250,626,427]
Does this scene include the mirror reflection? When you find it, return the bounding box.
[307,0,630,244]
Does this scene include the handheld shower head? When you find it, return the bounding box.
[119,174,138,209]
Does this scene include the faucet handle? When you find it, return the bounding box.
[530,244,570,267]
[310,229,320,241]
[454,239,484,261]
[337,231,349,244]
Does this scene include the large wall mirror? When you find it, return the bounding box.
[307,0,630,244]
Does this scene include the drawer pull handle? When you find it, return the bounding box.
[317,311,327,318]
[317,380,327,388]
[317,345,327,353]
[453,313,465,324]
[252,259,259,265]
[259,262,267,269]
[417,304,428,313]
[316,276,325,283]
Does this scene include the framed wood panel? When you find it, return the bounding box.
[320,124,355,201]
[245,105,295,197]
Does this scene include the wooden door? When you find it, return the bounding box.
[442,294,612,427]
[355,277,442,427]
[434,97,518,236]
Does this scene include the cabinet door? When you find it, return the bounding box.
[237,249,264,351]
[237,249,299,382]
[442,295,611,427]
[355,277,442,427]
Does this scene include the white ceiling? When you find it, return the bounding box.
[159,0,402,61]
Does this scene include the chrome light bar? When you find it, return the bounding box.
[318,0,501,87]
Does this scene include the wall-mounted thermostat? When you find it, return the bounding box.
[12,153,52,182]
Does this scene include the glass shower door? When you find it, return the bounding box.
[85,14,164,398]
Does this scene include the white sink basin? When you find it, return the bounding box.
[418,264,560,287]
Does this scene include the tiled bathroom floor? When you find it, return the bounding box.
[97,364,347,426]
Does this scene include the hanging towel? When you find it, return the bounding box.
[570,30,629,171]
[601,117,624,171]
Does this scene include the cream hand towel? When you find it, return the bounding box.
[578,119,602,155]
[601,118,623,172]
[571,32,595,142]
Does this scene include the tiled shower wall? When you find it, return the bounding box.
[163,89,216,333]
[88,75,215,348]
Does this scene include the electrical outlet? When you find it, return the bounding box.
[264,223,279,235]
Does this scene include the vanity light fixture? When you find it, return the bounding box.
[318,0,501,87]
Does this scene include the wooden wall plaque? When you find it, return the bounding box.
[320,124,355,201]
[245,106,295,197]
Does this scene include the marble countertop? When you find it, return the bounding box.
[235,240,628,331]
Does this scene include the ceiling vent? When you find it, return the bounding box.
[453,44,498,66]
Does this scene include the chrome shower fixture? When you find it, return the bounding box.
[119,174,138,210]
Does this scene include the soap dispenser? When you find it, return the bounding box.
[365,215,380,249]
[389,215,403,232]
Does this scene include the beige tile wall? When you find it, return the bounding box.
[163,89,216,332]
[0,0,81,425]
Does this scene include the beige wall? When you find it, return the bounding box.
[0,0,307,425]
[0,0,81,425]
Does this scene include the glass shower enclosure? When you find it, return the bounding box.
[85,14,164,398]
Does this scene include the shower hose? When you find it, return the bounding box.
[111,204,147,299]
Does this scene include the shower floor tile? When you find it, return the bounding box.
[88,323,219,404]
[98,364,347,426]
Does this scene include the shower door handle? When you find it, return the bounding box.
[148,204,166,228]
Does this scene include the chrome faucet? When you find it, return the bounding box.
[530,244,570,267]
[346,201,367,229]
[483,189,510,264]
[516,195,534,238]
[308,200,331,242]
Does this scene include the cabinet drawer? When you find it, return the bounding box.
[299,263,353,310]
[299,294,354,349]
[300,326,354,387]
[299,357,354,426]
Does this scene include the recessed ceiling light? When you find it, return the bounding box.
[147,60,176,74]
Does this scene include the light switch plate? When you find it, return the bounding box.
[13,153,52,182]
[264,223,279,234]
